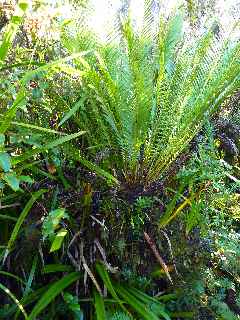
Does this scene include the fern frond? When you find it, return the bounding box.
[110,311,132,320]
[60,8,240,186]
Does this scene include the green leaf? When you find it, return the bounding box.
[32,88,42,99]
[0,1,29,64]
[127,287,171,320]
[0,52,89,136]
[42,208,69,240]
[0,271,26,285]
[0,284,51,318]
[28,272,81,320]
[19,175,34,183]
[42,264,73,274]
[164,12,184,66]
[170,311,194,318]
[3,173,20,191]
[110,312,132,320]
[96,262,128,314]
[12,256,38,320]
[0,134,5,145]
[50,228,68,252]
[7,189,46,251]
[23,255,38,296]
[59,96,86,126]
[0,90,26,134]
[114,284,160,320]
[63,292,84,320]
[20,284,51,310]
[18,1,29,11]
[0,214,17,221]
[12,131,86,165]
[94,290,106,320]
[20,52,90,87]
[0,152,11,172]
[75,153,119,186]
[10,121,66,135]
[0,282,28,319]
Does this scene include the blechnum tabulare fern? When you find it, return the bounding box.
[61,6,239,187]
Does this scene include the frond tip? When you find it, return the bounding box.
[61,8,240,186]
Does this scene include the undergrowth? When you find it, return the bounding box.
[0,1,239,319]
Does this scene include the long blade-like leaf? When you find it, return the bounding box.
[0,1,29,64]
[96,262,128,314]
[42,264,73,274]
[59,96,86,126]
[94,290,106,320]
[114,284,160,320]
[0,282,28,319]
[28,272,81,320]
[6,189,46,251]
[12,131,85,165]
[0,91,25,134]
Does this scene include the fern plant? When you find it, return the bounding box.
[109,312,132,320]
[61,6,240,187]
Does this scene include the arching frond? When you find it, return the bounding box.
[60,8,240,186]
